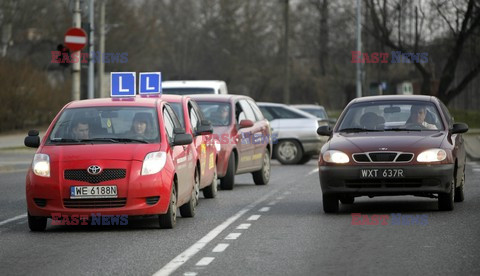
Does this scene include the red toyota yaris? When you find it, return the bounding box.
[24,96,197,231]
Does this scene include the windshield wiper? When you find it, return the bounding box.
[385,128,421,132]
[338,128,383,133]
[110,138,149,144]
[81,138,149,144]
[50,138,83,143]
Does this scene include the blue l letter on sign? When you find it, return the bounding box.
[111,72,136,97]
[139,72,162,95]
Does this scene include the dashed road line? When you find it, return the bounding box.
[267,201,277,206]
[236,223,251,230]
[212,243,229,253]
[153,189,278,276]
[308,168,319,175]
[183,272,197,276]
[276,196,285,200]
[225,233,242,240]
[259,207,270,212]
[196,257,215,266]
[247,215,261,221]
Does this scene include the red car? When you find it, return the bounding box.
[162,95,218,199]
[190,95,272,190]
[317,95,468,213]
[24,96,198,231]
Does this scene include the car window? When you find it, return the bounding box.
[196,101,231,126]
[188,103,201,132]
[169,102,185,128]
[337,101,444,131]
[48,107,160,143]
[247,99,265,121]
[238,100,257,122]
[259,106,275,121]
[162,88,215,95]
[439,101,453,128]
[165,104,182,129]
[163,107,175,143]
[300,108,328,119]
[268,106,308,119]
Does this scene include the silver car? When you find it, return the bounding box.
[258,102,328,165]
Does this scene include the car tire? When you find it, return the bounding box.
[159,182,177,229]
[297,154,313,165]
[438,178,455,211]
[28,213,47,232]
[323,194,339,213]
[454,165,465,202]
[220,153,235,190]
[180,169,199,217]
[252,149,271,185]
[203,169,218,199]
[275,140,303,165]
[340,196,355,204]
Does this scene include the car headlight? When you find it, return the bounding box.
[214,139,221,152]
[142,151,167,175]
[323,150,349,164]
[33,153,50,177]
[417,149,447,162]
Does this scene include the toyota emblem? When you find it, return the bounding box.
[87,165,102,175]
[379,147,388,151]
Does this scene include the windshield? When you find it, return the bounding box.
[48,107,160,144]
[162,88,215,95]
[337,101,444,132]
[196,101,231,126]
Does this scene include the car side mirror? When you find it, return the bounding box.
[239,119,254,129]
[317,125,332,136]
[173,127,186,135]
[451,123,468,134]
[173,133,193,146]
[196,121,213,135]
[25,129,40,148]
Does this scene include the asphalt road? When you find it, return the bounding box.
[1,157,480,276]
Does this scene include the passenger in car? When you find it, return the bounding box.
[406,105,437,129]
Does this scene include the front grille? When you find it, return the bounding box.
[34,198,47,207]
[345,178,424,188]
[352,152,414,163]
[63,198,127,208]
[64,169,126,184]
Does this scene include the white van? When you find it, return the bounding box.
[162,80,228,95]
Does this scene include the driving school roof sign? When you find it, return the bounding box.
[110,72,162,97]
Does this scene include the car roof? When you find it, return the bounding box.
[188,94,251,102]
[162,80,225,90]
[351,95,435,103]
[66,95,164,108]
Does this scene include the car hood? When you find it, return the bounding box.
[327,131,446,153]
[41,144,161,162]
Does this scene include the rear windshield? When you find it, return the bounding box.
[163,88,215,95]
[337,101,444,132]
[47,107,160,144]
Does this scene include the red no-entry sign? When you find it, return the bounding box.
[64,28,87,52]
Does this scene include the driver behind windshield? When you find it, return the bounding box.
[71,119,90,140]
[406,105,437,130]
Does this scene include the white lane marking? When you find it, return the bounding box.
[247,215,261,221]
[473,168,480,172]
[154,189,278,276]
[308,168,319,175]
[259,207,270,212]
[283,191,291,195]
[184,273,197,276]
[195,257,215,266]
[225,233,241,240]
[0,213,27,227]
[212,243,229,253]
[276,196,285,200]
[267,201,277,206]
[236,223,251,230]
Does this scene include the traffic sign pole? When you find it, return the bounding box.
[71,0,82,101]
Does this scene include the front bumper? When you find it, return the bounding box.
[319,164,454,197]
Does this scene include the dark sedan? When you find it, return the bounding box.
[317,95,468,213]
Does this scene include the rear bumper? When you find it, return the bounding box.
[319,164,454,197]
